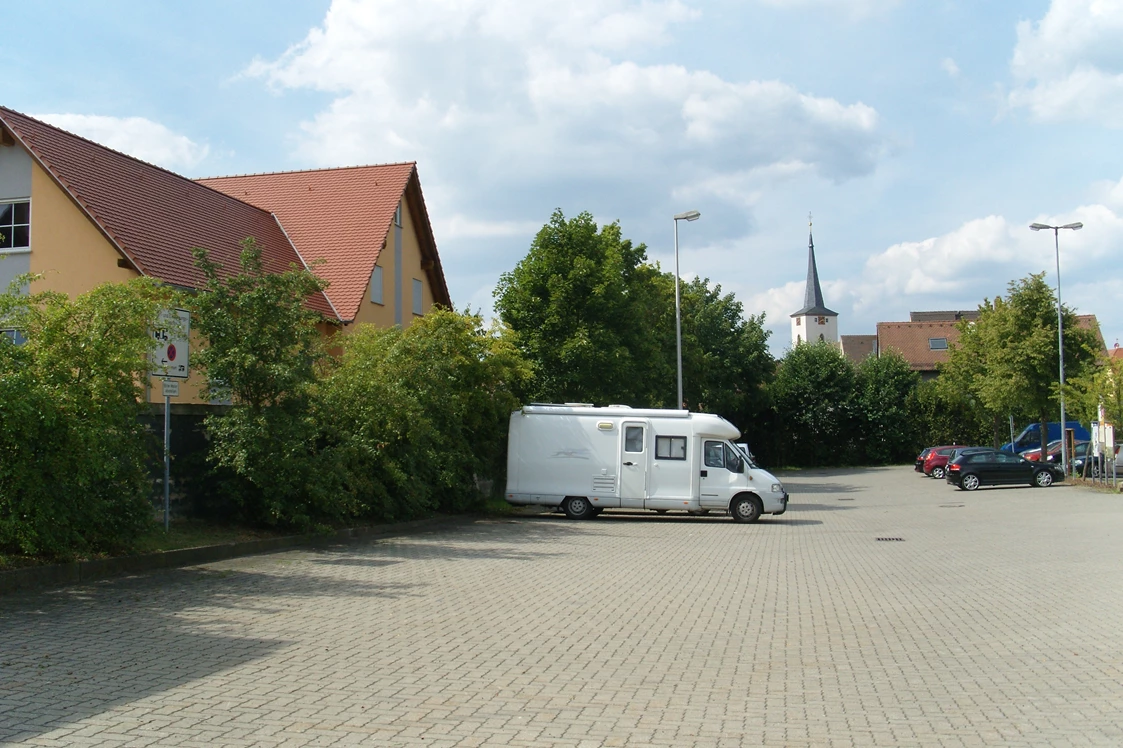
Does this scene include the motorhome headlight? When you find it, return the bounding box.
[771,483,783,494]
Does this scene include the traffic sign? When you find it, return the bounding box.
[161,380,180,398]
[151,309,190,378]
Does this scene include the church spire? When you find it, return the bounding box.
[791,214,837,317]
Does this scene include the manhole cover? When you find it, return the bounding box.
[876,537,904,542]
[837,497,855,501]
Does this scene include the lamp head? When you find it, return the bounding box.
[674,210,701,222]
[1029,223,1051,231]
[1061,222,1083,230]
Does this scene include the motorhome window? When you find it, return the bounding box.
[624,426,644,453]
[704,441,725,468]
[723,444,743,471]
[655,436,687,460]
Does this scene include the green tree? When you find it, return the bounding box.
[0,277,174,558]
[771,341,857,466]
[678,276,774,425]
[494,210,665,406]
[320,310,531,520]
[190,238,341,528]
[854,350,920,463]
[941,274,1100,456]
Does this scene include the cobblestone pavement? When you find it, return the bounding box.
[3,468,1123,747]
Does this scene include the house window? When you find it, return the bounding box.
[412,278,423,315]
[394,201,402,227]
[655,435,687,460]
[816,316,827,325]
[370,265,384,305]
[795,317,801,326]
[929,337,948,350]
[0,201,30,250]
[1,328,27,345]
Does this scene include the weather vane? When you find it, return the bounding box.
[808,211,813,228]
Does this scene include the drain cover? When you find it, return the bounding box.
[876,537,904,542]
[837,497,855,501]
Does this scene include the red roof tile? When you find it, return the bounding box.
[876,321,962,372]
[0,107,336,318]
[198,164,451,322]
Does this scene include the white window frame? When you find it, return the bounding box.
[412,278,423,316]
[928,337,948,350]
[370,264,384,305]
[394,201,402,227]
[0,199,31,253]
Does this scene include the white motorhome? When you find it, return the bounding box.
[505,404,789,522]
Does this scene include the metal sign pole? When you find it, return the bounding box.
[164,382,171,532]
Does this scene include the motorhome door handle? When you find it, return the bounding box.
[623,461,635,466]
[700,470,708,477]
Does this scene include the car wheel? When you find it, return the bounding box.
[931,466,945,479]
[654,509,668,514]
[563,496,596,520]
[730,495,763,524]
[1033,470,1054,488]
[962,474,980,491]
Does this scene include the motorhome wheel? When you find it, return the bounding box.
[730,495,762,523]
[563,496,597,520]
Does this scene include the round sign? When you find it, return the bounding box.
[167,344,177,361]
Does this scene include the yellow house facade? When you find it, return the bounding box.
[0,107,452,407]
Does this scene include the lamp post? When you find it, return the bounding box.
[673,210,701,409]
[1030,220,1083,476]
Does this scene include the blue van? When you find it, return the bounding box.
[1002,421,1091,453]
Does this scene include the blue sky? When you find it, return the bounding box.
[4,0,1121,355]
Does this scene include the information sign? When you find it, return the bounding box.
[151,309,190,379]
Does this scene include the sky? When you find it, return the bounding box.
[3,0,1121,356]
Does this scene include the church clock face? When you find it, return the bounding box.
[816,316,827,325]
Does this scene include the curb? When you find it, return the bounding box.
[0,515,469,597]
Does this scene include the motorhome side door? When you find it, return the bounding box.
[619,421,648,506]
[699,440,743,510]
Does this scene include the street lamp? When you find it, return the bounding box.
[673,210,701,409]
[1030,220,1083,475]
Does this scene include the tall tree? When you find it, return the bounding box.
[771,341,857,466]
[941,273,1100,456]
[854,350,920,463]
[494,210,661,406]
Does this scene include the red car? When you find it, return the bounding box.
[922,445,964,479]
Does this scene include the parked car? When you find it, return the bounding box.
[1002,421,1091,453]
[915,447,934,473]
[1021,439,1061,462]
[945,450,1062,490]
[922,445,964,479]
[1073,443,1121,477]
[947,446,999,465]
[1043,440,1089,464]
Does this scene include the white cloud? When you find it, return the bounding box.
[941,57,960,77]
[748,191,1123,351]
[436,215,543,240]
[1008,0,1123,125]
[753,0,900,17]
[32,113,210,171]
[247,0,888,214]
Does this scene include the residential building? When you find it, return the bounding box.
[0,106,450,406]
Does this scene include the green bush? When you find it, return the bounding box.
[0,279,173,559]
[320,310,530,521]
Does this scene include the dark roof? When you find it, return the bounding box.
[791,227,837,317]
[198,164,451,322]
[910,310,980,322]
[0,107,336,318]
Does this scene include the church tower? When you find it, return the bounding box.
[790,218,838,346]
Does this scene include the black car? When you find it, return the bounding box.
[915,448,933,472]
[945,450,1062,490]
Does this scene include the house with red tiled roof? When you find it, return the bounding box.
[873,310,1103,379]
[198,165,449,330]
[0,107,451,405]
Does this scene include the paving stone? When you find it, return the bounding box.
[2,468,1122,746]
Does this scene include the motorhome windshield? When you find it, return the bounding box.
[733,442,758,468]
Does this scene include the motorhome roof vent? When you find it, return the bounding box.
[606,404,633,409]
[562,402,594,407]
